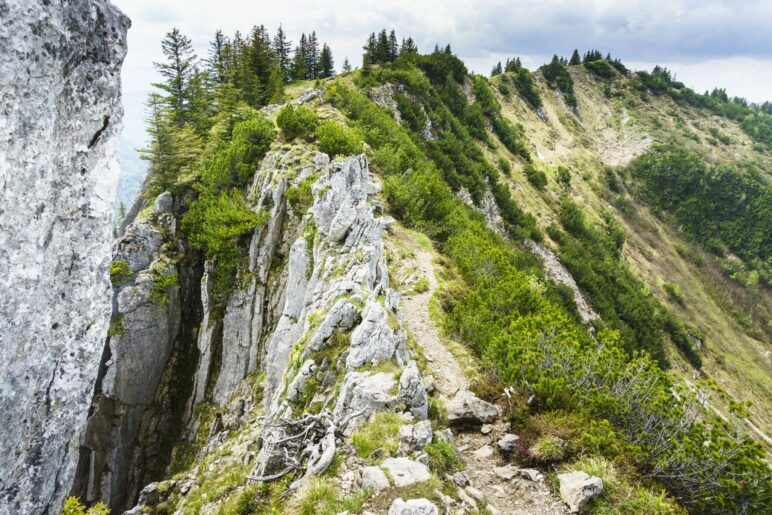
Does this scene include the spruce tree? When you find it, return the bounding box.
[291,41,308,81]
[273,25,292,81]
[306,31,319,79]
[319,44,334,78]
[207,30,228,84]
[363,33,377,68]
[388,30,399,61]
[569,49,581,65]
[376,30,390,65]
[399,37,418,56]
[153,28,197,127]
[342,57,352,73]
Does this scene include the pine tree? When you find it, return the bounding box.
[342,57,352,73]
[388,30,399,61]
[362,33,377,69]
[207,30,228,84]
[319,44,334,78]
[569,49,581,65]
[399,37,418,56]
[376,29,390,65]
[273,25,292,81]
[153,28,197,127]
[306,31,319,79]
[291,38,308,81]
[491,62,502,76]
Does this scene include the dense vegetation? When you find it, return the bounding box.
[626,145,771,286]
[135,25,771,513]
[329,41,769,513]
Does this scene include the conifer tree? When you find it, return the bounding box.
[207,30,228,84]
[319,44,334,78]
[273,25,292,81]
[153,28,197,127]
[399,37,418,56]
[388,30,399,61]
[569,49,581,65]
[376,29,390,64]
[491,61,502,76]
[342,57,352,73]
[306,31,319,78]
[363,33,377,68]
[292,34,308,80]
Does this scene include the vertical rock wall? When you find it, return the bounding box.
[0,1,129,512]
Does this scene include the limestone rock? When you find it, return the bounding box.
[518,468,545,482]
[494,464,518,480]
[380,457,431,487]
[357,466,390,494]
[398,361,429,419]
[0,2,129,510]
[153,191,173,213]
[334,372,397,434]
[388,498,439,515]
[473,444,494,459]
[399,420,434,451]
[347,300,400,368]
[497,433,520,452]
[446,390,498,426]
[558,471,604,513]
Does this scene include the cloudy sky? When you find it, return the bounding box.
[113,0,772,147]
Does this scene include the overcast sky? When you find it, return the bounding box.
[112,0,772,147]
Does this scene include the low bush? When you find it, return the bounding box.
[315,121,364,157]
[109,260,132,286]
[276,104,319,140]
[524,164,547,189]
[351,412,401,461]
[425,440,463,474]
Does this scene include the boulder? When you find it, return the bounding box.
[494,464,518,480]
[388,498,439,515]
[497,433,520,452]
[398,361,429,419]
[517,468,544,482]
[446,390,498,426]
[380,457,431,488]
[334,372,397,434]
[399,420,433,451]
[472,444,494,459]
[558,471,604,513]
[153,191,173,213]
[357,466,390,494]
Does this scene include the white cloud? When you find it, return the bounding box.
[111,0,772,145]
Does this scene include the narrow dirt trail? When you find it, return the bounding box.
[393,228,567,515]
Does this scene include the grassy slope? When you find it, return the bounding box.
[487,66,772,441]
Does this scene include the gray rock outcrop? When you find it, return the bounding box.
[446,390,499,426]
[389,498,439,515]
[558,471,604,513]
[0,1,129,512]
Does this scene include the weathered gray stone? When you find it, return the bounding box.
[399,420,434,451]
[381,458,431,488]
[153,191,173,213]
[347,299,399,368]
[0,2,129,511]
[558,471,604,513]
[497,433,520,452]
[357,466,390,494]
[399,361,429,419]
[446,390,499,426]
[334,372,398,434]
[388,498,439,515]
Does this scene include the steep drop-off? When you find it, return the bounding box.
[0,1,129,512]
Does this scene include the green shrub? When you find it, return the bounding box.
[286,175,318,214]
[530,434,567,463]
[557,166,571,189]
[277,104,319,140]
[107,314,127,337]
[109,260,132,286]
[61,497,109,515]
[663,282,683,304]
[425,440,463,474]
[413,277,430,293]
[315,121,364,157]
[150,272,179,306]
[524,164,547,189]
[585,60,616,80]
[497,157,511,176]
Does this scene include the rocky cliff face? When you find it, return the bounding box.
[0,1,129,512]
